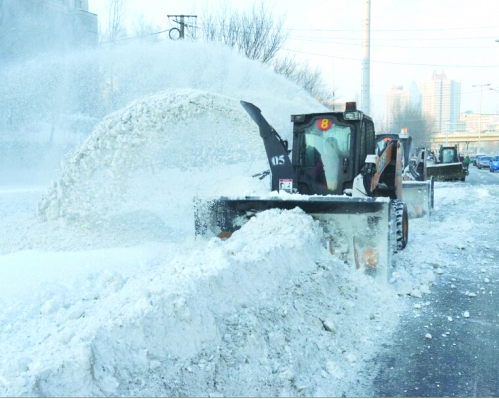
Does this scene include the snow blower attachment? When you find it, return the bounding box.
[194,101,412,278]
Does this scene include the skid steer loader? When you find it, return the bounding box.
[195,101,409,278]
[375,132,433,218]
[427,145,468,181]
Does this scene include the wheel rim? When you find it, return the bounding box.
[218,231,232,239]
[403,210,409,245]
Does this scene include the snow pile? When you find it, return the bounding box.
[0,208,401,397]
[36,89,267,224]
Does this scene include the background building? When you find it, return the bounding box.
[384,85,410,133]
[459,112,499,133]
[420,70,461,132]
[0,0,98,62]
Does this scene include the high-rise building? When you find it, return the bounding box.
[384,85,410,133]
[420,71,461,132]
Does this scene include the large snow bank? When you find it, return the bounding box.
[0,207,401,397]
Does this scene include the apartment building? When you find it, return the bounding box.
[460,112,499,133]
[420,71,461,132]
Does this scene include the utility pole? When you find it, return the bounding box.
[473,83,490,154]
[179,15,184,38]
[361,0,371,116]
[167,15,197,40]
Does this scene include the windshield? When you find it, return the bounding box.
[493,156,499,161]
[441,149,456,163]
[376,138,392,155]
[481,157,491,162]
[303,118,352,191]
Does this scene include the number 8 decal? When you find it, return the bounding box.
[317,118,332,131]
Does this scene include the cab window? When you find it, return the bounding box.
[302,118,352,191]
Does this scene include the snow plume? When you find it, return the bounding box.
[0,40,324,144]
[0,39,325,184]
[0,208,401,397]
[36,89,266,224]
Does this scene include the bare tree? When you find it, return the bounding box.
[391,103,435,147]
[199,1,288,64]
[104,0,127,43]
[198,1,337,101]
[272,53,335,103]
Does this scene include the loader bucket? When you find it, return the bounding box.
[194,195,394,282]
[426,163,466,181]
[402,180,432,219]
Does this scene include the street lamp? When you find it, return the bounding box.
[473,83,490,154]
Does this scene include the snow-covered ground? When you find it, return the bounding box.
[1,166,488,397]
[1,39,493,397]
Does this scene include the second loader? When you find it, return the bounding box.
[374,132,433,218]
[195,101,414,279]
[427,145,468,181]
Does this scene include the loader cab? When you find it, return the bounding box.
[291,103,375,195]
[438,147,459,164]
[375,133,411,169]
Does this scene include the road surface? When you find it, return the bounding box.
[370,166,499,397]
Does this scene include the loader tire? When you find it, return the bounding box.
[392,200,408,252]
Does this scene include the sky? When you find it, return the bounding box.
[87,0,499,122]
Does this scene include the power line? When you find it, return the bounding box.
[189,22,499,40]
[94,25,499,70]
[192,21,499,33]
[282,48,498,68]
[287,36,499,49]
[280,25,499,33]
[287,35,499,42]
[100,29,170,44]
